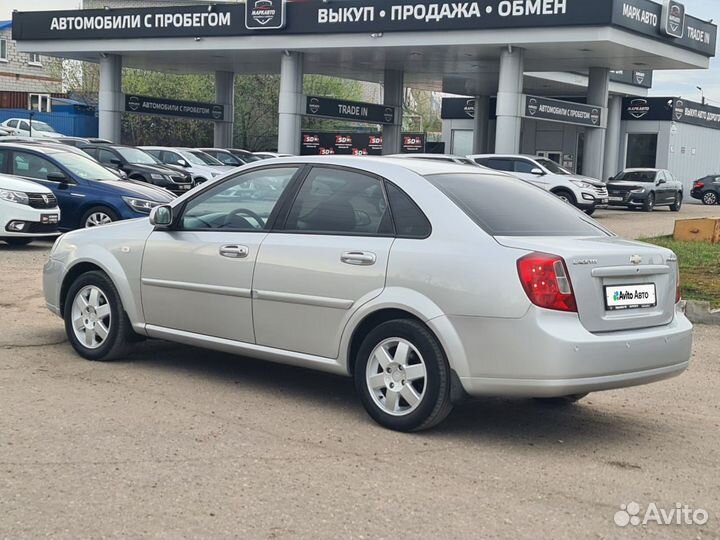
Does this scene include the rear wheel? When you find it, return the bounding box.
[535,393,589,405]
[702,191,718,205]
[3,238,33,246]
[354,319,453,432]
[63,271,130,361]
[670,192,683,212]
[642,193,655,212]
[82,206,118,228]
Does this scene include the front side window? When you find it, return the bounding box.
[484,159,514,172]
[426,173,608,237]
[188,150,223,166]
[283,167,392,236]
[212,152,242,166]
[54,152,121,181]
[511,159,539,174]
[181,167,299,231]
[97,149,118,164]
[19,121,30,131]
[12,152,63,181]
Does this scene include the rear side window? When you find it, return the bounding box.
[426,173,608,237]
[385,182,431,238]
[283,167,392,236]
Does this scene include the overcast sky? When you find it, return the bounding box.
[1,0,718,104]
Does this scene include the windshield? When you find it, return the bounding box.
[426,173,608,237]
[188,150,224,166]
[115,147,159,165]
[614,171,658,183]
[31,121,56,133]
[54,152,121,181]
[535,158,571,175]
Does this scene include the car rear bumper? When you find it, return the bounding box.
[440,307,693,398]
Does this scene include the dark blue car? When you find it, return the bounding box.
[0,143,175,230]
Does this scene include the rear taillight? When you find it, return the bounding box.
[675,263,682,304]
[517,252,578,313]
[694,181,705,189]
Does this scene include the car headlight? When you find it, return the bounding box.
[123,196,161,214]
[0,189,29,205]
[150,173,168,181]
[570,180,592,189]
[631,187,646,193]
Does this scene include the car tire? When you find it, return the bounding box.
[195,177,208,185]
[702,191,718,206]
[63,271,131,361]
[3,238,33,246]
[82,206,119,228]
[354,319,453,432]
[553,189,576,207]
[670,192,683,212]
[584,207,596,216]
[642,193,655,212]
[534,393,589,405]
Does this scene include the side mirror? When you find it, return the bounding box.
[178,159,190,167]
[657,178,667,185]
[109,158,123,167]
[530,167,545,176]
[149,205,173,228]
[46,171,69,183]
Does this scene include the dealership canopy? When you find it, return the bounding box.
[12,0,717,179]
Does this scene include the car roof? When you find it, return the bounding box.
[244,155,504,177]
[0,141,66,154]
[622,168,663,172]
[469,154,540,159]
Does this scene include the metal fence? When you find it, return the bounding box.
[0,109,98,138]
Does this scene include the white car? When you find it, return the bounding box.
[253,152,293,159]
[469,154,609,215]
[0,118,64,138]
[0,173,60,245]
[387,154,484,167]
[141,146,236,185]
[43,157,691,431]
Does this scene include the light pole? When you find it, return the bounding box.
[697,86,706,106]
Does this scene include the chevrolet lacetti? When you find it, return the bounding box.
[43,157,693,431]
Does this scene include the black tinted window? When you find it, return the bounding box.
[284,167,392,235]
[426,173,608,237]
[511,159,537,174]
[385,182,431,238]
[485,159,514,172]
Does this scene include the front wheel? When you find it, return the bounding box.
[670,193,683,212]
[354,319,453,432]
[584,207,596,216]
[63,271,130,361]
[553,189,576,207]
[642,193,655,212]
[82,206,119,228]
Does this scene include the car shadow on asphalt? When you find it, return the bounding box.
[117,339,656,449]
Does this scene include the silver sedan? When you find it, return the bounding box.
[43,156,693,431]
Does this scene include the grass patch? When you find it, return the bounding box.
[641,236,720,309]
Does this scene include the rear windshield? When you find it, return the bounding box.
[426,173,609,237]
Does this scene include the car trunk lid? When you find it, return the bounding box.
[496,236,677,333]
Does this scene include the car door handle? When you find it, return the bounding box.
[220,245,249,259]
[341,251,376,266]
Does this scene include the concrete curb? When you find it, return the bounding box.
[681,300,720,325]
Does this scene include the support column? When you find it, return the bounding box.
[214,71,235,148]
[472,96,490,154]
[603,95,623,181]
[382,69,404,155]
[277,51,304,155]
[495,47,524,154]
[582,67,610,180]
[98,54,122,143]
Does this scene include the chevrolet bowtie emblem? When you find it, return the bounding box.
[630,255,643,265]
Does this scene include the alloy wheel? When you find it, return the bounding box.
[703,192,718,205]
[86,212,114,227]
[366,338,427,416]
[70,285,112,350]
